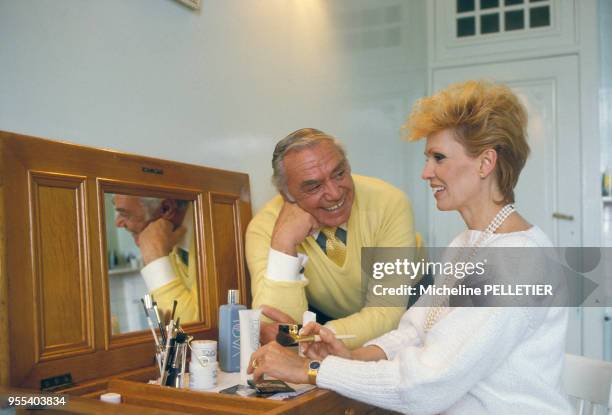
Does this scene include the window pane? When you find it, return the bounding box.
[457,16,476,37]
[530,6,550,28]
[505,0,523,5]
[480,0,499,9]
[481,13,500,34]
[505,9,525,30]
[457,0,475,13]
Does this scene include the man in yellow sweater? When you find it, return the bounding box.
[246,128,416,349]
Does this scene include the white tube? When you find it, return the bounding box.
[300,311,317,357]
[239,308,261,383]
[302,311,316,327]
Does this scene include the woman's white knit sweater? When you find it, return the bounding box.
[316,226,573,415]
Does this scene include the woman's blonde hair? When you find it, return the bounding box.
[403,80,529,204]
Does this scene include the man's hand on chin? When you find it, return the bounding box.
[270,202,319,257]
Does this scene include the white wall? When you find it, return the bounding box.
[0,0,428,232]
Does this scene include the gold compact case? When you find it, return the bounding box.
[276,324,357,347]
[276,324,303,346]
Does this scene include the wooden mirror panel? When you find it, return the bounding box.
[29,172,95,362]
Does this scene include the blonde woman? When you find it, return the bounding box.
[248,80,572,415]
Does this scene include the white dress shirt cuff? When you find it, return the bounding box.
[141,256,175,292]
[266,248,308,281]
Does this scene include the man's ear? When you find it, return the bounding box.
[281,190,297,204]
[160,199,178,220]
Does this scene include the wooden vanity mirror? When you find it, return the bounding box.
[0,130,252,389]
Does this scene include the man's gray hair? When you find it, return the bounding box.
[139,197,189,221]
[139,197,163,221]
[271,128,347,200]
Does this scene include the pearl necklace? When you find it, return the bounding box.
[423,203,516,332]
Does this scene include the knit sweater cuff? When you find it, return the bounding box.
[317,356,404,411]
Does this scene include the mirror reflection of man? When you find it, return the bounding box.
[246,128,417,349]
[112,195,198,323]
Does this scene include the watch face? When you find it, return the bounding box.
[309,361,321,370]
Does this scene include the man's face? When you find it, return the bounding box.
[283,141,354,227]
[112,195,154,246]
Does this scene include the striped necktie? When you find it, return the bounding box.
[170,247,189,266]
[178,248,189,266]
[320,227,347,267]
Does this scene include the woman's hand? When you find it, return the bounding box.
[300,323,352,360]
[247,342,310,384]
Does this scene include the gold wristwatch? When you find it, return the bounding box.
[307,360,321,385]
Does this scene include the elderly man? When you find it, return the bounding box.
[246,128,417,348]
[113,195,198,323]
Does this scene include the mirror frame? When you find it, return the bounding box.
[98,180,209,348]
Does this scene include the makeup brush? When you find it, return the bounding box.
[140,299,161,348]
[151,299,162,324]
[149,298,166,345]
[171,300,178,321]
[276,331,356,347]
[143,294,154,313]
[141,299,163,374]
[160,320,175,386]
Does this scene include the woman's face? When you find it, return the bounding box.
[422,129,483,212]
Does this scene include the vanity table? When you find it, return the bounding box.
[0,131,396,414]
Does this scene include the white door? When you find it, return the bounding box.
[430,55,582,354]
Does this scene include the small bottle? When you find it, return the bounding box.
[218,289,245,372]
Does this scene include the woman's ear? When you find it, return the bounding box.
[479,148,498,179]
[160,199,178,220]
